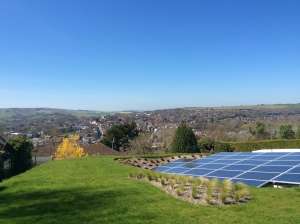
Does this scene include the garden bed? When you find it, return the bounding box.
[129,171,251,206]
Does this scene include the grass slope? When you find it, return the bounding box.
[0,157,299,224]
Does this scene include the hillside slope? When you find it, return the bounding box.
[0,157,299,224]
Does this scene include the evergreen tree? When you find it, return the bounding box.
[8,136,33,175]
[171,123,198,153]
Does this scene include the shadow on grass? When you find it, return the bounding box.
[0,187,152,224]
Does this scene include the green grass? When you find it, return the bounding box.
[0,157,299,224]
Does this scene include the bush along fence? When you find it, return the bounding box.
[198,138,300,153]
[228,139,300,152]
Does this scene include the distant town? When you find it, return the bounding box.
[1,104,300,158]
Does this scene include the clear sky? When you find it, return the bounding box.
[1,0,300,111]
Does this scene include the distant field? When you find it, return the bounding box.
[0,157,299,224]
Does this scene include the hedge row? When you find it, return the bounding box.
[227,139,300,152]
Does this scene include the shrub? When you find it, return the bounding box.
[279,125,296,139]
[198,139,233,153]
[227,139,300,152]
[54,134,87,159]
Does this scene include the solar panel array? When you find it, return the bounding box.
[153,152,300,187]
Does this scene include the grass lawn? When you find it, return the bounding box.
[0,156,299,224]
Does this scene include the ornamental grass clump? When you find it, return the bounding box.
[192,185,199,199]
[176,185,185,196]
[234,182,250,202]
[221,179,234,204]
[206,178,220,204]
[129,170,251,206]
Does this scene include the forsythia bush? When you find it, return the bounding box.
[54,134,87,159]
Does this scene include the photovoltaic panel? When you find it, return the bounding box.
[236,160,267,165]
[154,152,300,187]
[180,162,201,168]
[207,170,243,178]
[231,179,267,187]
[278,156,300,161]
[184,168,214,176]
[252,165,292,173]
[223,164,256,171]
[166,167,189,174]
[287,166,300,173]
[198,163,227,169]
[237,171,281,180]
[265,160,300,166]
[213,159,240,164]
[274,173,300,183]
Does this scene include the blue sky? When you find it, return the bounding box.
[0,0,300,111]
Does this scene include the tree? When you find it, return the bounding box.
[8,136,33,176]
[297,127,300,139]
[249,122,269,140]
[171,123,198,153]
[198,138,215,152]
[129,133,152,154]
[198,139,233,153]
[279,125,295,139]
[101,122,138,151]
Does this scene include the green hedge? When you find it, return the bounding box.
[227,139,300,152]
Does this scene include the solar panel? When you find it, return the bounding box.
[287,166,300,173]
[198,163,227,169]
[153,152,300,187]
[184,168,214,176]
[231,179,267,187]
[252,165,292,173]
[208,170,243,178]
[274,173,300,183]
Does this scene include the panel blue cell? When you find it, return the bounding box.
[223,164,256,171]
[274,173,300,183]
[174,159,195,163]
[166,167,189,174]
[252,165,292,173]
[154,166,171,172]
[279,156,300,161]
[228,156,255,159]
[288,166,300,173]
[184,168,214,176]
[236,160,267,165]
[265,160,300,166]
[164,162,184,168]
[207,170,243,178]
[180,162,201,168]
[231,178,267,187]
[213,159,240,164]
[199,163,227,169]
[251,156,282,160]
[237,171,280,180]
[194,157,216,162]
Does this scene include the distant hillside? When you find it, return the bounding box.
[0,108,111,134]
[0,108,110,120]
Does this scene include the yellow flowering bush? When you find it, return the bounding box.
[54,134,87,159]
